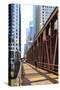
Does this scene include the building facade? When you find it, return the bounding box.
[33,5,55,39]
[8,4,21,79]
[25,21,34,53]
[40,6,55,29]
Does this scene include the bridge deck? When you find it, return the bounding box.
[22,63,58,85]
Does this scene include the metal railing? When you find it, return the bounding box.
[16,60,23,86]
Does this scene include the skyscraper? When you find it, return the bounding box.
[33,5,55,39]
[25,21,34,53]
[40,6,55,29]
[8,4,21,80]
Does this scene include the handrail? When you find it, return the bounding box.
[16,61,22,86]
[39,66,58,75]
[37,62,58,67]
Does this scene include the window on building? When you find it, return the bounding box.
[16,47,18,50]
[16,29,18,31]
[16,18,18,20]
[12,47,14,49]
[11,51,14,58]
[45,6,48,8]
[12,27,15,29]
[42,11,44,13]
[16,33,18,35]
[11,38,14,42]
[16,43,18,46]
[16,22,18,25]
[12,23,15,26]
[42,6,44,8]
[10,47,14,50]
[16,36,18,38]
[13,43,14,46]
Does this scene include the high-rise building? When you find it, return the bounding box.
[33,5,40,38]
[33,5,55,39]
[40,6,55,29]
[8,4,21,79]
[25,21,34,52]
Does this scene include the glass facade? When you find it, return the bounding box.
[8,4,21,82]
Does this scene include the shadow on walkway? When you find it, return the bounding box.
[22,76,31,85]
[28,63,58,84]
[22,65,31,85]
[22,63,58,85]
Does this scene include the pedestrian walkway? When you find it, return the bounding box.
[22,63,58,85]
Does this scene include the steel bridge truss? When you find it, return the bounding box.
[26,7,58,75]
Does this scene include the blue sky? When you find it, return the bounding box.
[21,5,33,57]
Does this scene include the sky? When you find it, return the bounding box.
[21,5,33,57]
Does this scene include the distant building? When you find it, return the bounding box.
[28,21,34,42]
[26,21,34,51]
[33,5,55,39]
[24,44,28,56]
[40,6,55,29]
[33,5,40,38]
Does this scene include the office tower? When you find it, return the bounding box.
[8,4,21,82]
[40,6,55,29]
[33,5,40,38]
[26,21,34,50]
[33,5,55,39]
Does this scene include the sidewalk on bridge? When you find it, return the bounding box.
[22,63,58,85]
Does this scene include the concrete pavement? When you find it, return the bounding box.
[22,63,58,85]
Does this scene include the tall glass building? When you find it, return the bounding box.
[8,4,21,81]
[40,6,55,28]
[33,5,55,39]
